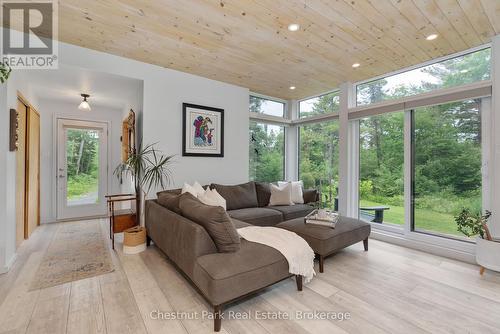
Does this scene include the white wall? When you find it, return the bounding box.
[56,40,250,192]
[0,28,250,272]
[37,99,124,223]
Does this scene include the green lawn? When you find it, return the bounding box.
[359,199,462,236]
[67,173,98,200]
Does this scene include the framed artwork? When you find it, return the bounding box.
[182,103,224,157]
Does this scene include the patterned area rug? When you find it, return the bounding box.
[30,220,114,290]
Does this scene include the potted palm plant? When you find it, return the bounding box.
[114,142,174,226]
[455,209,498,275]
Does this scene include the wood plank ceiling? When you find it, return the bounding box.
[46,1,500,99]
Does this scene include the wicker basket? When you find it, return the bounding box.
[123,226,146,254]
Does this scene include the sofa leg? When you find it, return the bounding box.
[214,305,222,332]
[146,235,152,247]
[363,238,369,251]
[319,255,324,273]
[295,275,303,291]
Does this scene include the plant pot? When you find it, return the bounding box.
[476,237,500,273]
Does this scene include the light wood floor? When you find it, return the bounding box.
[1,219,500,334]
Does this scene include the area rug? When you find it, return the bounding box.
[30,220,114,290]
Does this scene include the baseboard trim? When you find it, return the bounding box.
[0,253,17,274]
[370,229,476,264]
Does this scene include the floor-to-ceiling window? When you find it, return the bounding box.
[248,95,286,182]
[249,121,285,182]
[359,112,404,225]
[299,120,339,208]
[298,91,340,207]
[351,47,490,243]
[411,99,482,239]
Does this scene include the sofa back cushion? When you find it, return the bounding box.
[157,193,182,214]
[179,193,241,253]
[210,182,258,210]
[255,182,272,207]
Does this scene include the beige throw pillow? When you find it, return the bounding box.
[179,193,240,253]
[181,181,205,197]
[198,188,227,210]
[269,183,294,206]
[278,181,304,204]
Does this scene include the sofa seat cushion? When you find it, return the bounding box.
[193,239,290,305]
[268,204,315,221]
[227,208,283,226]
[231,218,251,229]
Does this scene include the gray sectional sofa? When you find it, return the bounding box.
[145,181,318,331]
[146,181,370,331]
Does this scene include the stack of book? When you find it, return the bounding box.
[304,209,339,228]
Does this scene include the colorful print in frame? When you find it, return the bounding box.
[182,103,224,157]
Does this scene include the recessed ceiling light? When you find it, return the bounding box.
[287,23,300,32]
[289,86,296,90]
[426,34,438,41]
[352,63,360,68]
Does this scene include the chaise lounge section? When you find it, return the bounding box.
[146,181,316,331]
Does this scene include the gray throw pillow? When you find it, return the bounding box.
[210,182,258,210]
[179,193,240,253]
[157,193,182,214]
[255,182,271,207]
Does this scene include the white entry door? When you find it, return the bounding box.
[57,119,108,220]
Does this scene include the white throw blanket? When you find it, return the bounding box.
[237,226,316,283]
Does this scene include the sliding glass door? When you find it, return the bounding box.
[411,99,482,240]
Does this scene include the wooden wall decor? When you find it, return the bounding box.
[121,109,136,162]
[9,108,19,151]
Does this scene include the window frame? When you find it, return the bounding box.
[249,93,287,119]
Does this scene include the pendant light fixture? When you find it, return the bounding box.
[78,93,91,111]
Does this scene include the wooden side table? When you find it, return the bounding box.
[106,194,138,249]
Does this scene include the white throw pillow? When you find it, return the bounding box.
[269,183,294,206]
[278,181,304,204]
[182,181,205,197]
[198,188,227,210]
